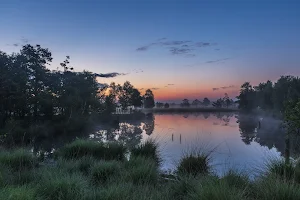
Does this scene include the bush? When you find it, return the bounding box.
[177,150,211,176]
[0,185,36,200]
[124,157,158,185]
[35,171,87,200]
[90,161,121,184]
[131,139,160,165]
[0,149,36,171]
[59,140,126,161]
[168,176,197,199]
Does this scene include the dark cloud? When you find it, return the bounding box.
[220,85,236,89]
[185,54,196,57]
[215,49,220,51]
[151,88,160,90]
[136,46,151,51]
[139,88,144,90]
[136,38,216,56]
[160,40,191,46]
[21,37,29,44]
[168,84,175,86]
[170,47,192,55]
[205,58,230,64]
[13,43,20,47]
[94,72,127,78]
[212,85,236,91]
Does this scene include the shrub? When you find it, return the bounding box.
[131,139,160,165]
[220,170,250,189]
[0,149,36,171]
[90,161,121,184]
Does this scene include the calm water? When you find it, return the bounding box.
[90,112,297,176]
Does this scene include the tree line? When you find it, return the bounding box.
[0,44,155,129]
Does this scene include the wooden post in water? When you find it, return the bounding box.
[180,134,182,144]
[172,134,174,142]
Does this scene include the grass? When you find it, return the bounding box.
[35,170,87,200]
[59,139,126,161]
[131,138,161,165]
[0,185,36,200]
[0,149,36,171]
[124,156,159,185]
[1,140,300,200]
[90,160,121,184]
[176,149,211,176]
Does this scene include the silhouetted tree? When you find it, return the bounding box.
[181,99,190,107]
[164,103,170,108]
[192,99,201,107]
[144,89,155,108]
[202,97,210,107]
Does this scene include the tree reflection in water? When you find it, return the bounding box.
[91,113,155,148]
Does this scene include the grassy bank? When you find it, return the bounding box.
[143,107,238,113]
[1,139,300,200]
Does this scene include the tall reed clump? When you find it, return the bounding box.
[131,139,161,165]
[176,148,212,176]
[59,139,126,161]
[0,149,37,171]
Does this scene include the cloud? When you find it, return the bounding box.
[212,85,236,91]
[139,88,144,90]
[215,49,220,51]
[205,58,230,64]
[21,37,29,44]
[169,47,193,55]
[136,38,216,56]
[151,88,160,90]
[168,84,175,86]
[94,72,127,78]
[136,46,151,51]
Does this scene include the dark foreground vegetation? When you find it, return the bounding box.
[1,139,300,200]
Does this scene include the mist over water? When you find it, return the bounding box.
[91,112,296,176]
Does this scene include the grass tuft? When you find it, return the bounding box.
[124,156,159,185]
[131,139,161,165]
[177,149,211,176]
[35,170,87,200]
[0,185,36,200]
[90,161,121,184]
[57,156,97,175]
[0,149,36,171]
[59,139,126,161]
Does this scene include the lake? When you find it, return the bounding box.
[90,112,298,176]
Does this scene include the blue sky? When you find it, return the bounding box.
[1,0,300,102]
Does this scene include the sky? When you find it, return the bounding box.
[1,0,300,102]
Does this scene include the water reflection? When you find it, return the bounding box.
[90,112,300,175]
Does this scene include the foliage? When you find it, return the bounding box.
[0,149,36,171]
[164,103,170,108]
[181,99,190,107]
[90,161,121,184]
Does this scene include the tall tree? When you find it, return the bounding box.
[144,89,155,108]
[202,97,210,107]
